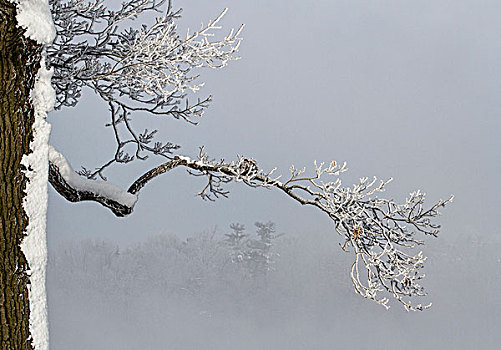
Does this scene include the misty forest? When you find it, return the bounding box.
[37,0,501,349]
[48,224,500,349]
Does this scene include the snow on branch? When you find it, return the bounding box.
[48,147,452,310]
[48,146,137,216]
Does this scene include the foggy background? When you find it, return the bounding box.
[46,0,501,349]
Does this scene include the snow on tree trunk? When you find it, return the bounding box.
[0,0,54,349]
[20,55,54,350]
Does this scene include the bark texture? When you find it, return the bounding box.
[0,1,42,348]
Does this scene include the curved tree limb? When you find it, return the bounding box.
[48,146,138,217]
[48,147,335,217]
[48,146,452,311]
[49,162,134,217]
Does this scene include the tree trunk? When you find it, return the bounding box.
[0,1,43,348]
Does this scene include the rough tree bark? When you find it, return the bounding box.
[0,1,42,348]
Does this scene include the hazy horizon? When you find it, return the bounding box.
[46,0,501,348]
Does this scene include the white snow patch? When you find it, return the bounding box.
[48,146,139,208]
[31,59,55,113]
[14,0,55,44]
[20,56,54,350]
[16,1,55,348]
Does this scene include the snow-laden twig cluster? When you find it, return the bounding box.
[48,0,243,178]
[167,154,453,310]
[279,163,453,310]
[49,0,242,111]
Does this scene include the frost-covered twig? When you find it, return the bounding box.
[49,0,242,112]
[48,0,243,177]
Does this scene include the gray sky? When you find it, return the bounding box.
[47,0,501,247]
[46,1,501,348]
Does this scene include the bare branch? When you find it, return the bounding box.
[49,147,452,310]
